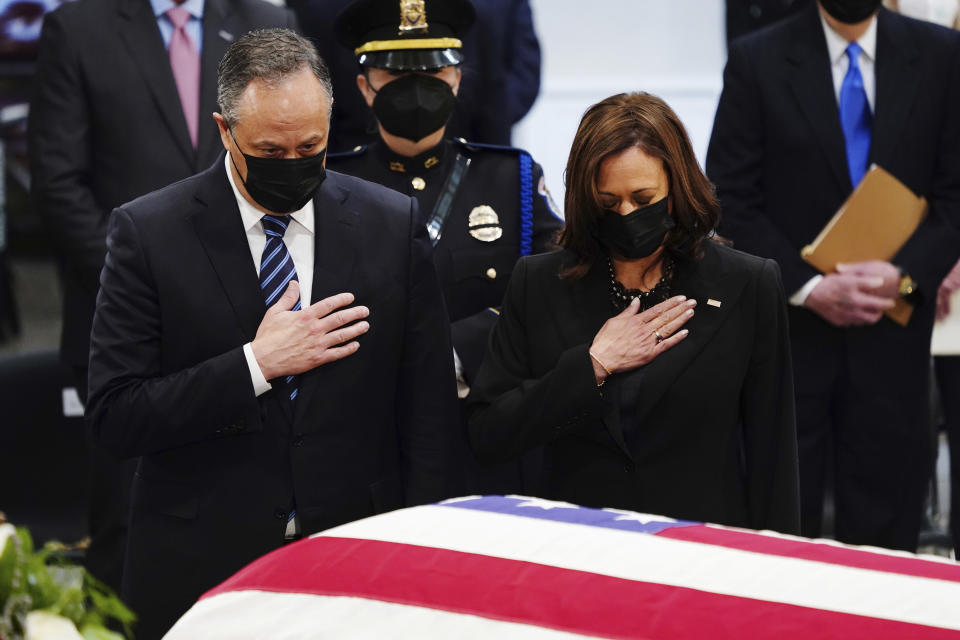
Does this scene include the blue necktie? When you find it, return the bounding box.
[839,42,872,188]
[260,214,300,402]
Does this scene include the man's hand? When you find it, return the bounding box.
[251,282,370,380]
[936,258,960,321]
[804,262,898,327]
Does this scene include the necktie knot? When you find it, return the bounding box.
[261,215,291,238]
[166,6,191,30]
[845,42,863,69]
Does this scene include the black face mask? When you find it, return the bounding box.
[229,129,327,214]
[819,0,882,23]
[596,198,675,260]
[371,73,457,142]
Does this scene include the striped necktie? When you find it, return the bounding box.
[839,42,872,188]
[260,214,300,402]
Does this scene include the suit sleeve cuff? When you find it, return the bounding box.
[789,275,823,306]
[243,342,272,397]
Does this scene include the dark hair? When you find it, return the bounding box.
[217,28,333,125]
[559,92,721,279]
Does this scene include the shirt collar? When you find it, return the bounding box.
[820,10,878,65]
[224,154,315,236]
[151,0,205,20]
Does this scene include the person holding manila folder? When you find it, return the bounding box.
[85,29,458,639]
[707,0,960,552]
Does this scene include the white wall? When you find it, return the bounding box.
[514,0,727,211]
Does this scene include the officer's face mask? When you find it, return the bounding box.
[229,128,327,214]
[371,72,457,142]
[819,0,883,24]
[595,197,675,260]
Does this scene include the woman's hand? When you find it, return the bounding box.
[589,295,696,383]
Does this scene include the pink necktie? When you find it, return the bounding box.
[166,6,200,149]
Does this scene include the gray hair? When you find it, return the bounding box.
[217,28,333,126]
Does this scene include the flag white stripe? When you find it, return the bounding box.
[165,591,597,640]
[315,505,960,631]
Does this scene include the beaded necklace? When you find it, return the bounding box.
[607,256,674,312]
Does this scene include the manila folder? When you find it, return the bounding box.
[800,165,927,326]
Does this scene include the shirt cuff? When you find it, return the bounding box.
[453,347,469,399]
[789,275,823,307]
[243,342,272,397]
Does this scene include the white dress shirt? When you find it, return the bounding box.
[224,154,316,396]
[790,13,878,306]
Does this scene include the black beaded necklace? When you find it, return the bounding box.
[608,256,674,312]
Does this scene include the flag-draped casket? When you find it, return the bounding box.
[165,495,960,639]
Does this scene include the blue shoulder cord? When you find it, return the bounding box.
[519,152,534,257]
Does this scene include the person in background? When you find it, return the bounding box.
[328,0,562,495]
[707,0,960,551]
[288,0,540,151]
[468,92,801,534]
[85,29,457,638]
[28,0,296,592]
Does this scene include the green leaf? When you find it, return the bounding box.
[0,533,15,605]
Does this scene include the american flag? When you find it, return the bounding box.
[165,495,960,639]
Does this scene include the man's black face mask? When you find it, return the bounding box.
[229,128,327,214]
[371,73,457,142]
[819,0,882,24]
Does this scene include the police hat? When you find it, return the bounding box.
[335,0,476,71]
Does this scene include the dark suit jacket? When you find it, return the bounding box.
[466,242,801,534]
[706,6,960,427]
[29,0,297,369]
[86,160,458,639]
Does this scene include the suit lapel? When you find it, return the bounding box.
[196,0,234,170]
[191,158,267,345]
[628,245,747,432]
[786,5,851,193]
[117,0,195,166]
[870,9,921,168]
[293,174,359,425]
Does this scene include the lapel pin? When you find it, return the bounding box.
[219,30,234,42]
[707,298,722,308]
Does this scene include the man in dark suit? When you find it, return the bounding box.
[707,0,960,551]
[28,0,296,591]
[85,29,457,638]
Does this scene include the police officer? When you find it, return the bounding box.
[329,0,562,494]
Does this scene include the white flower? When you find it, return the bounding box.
[0,523,15,554]
[24,610,84,640]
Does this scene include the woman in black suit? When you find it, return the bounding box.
[467,92,801,534]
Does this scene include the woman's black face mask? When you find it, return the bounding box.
[371,73,457,142]
[229,128,327,214]
[595,197,675,260]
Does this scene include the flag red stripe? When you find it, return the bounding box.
[201,537,959,639]
[658,525,960,583]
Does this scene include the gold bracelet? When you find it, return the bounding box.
[589,350,613,386]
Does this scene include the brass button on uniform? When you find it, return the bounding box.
[411,177,426,190]
[485,267,497,280]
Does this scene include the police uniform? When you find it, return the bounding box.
[331,0,563,494]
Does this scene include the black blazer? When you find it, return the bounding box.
[706,5,960,416]
[467,242,801,534]
[86,160,458,638]
[29,0,297,368]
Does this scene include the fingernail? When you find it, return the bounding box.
[685,309,694,317]
[686,299,697,307]
[631,297,640,306]
[675,296,687,302]
[680,329,689,335]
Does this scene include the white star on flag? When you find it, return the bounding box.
[508,496,580,510]
[602,508,677,524]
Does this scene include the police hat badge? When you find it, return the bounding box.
[468,205,503,242]
[399,0,428,34]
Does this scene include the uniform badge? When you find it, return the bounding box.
[468,205,503,242]
[399,0,428,35]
